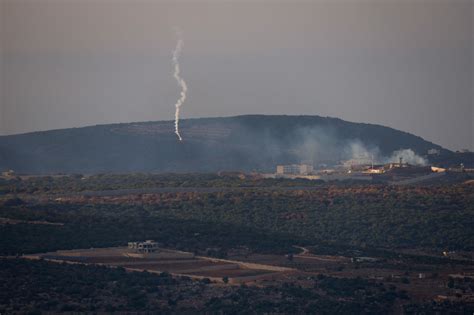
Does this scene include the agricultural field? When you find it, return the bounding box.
[26,246,283,284]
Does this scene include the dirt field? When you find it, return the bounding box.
[23,245,474,302]
[25,247,280,284]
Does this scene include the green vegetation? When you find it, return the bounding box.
[403,301,474,314]
[1,181,473,256]
[0,258,404,314]
[1,176,473,313]
[0,173,324,195]
[139,185,474,251]
[0,213,301,256]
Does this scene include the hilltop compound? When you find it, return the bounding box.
[128,240,159,253]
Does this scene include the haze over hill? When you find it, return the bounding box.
[0,115,449,174]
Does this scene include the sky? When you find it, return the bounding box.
[0,0,472,151]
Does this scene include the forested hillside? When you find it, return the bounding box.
[0,115,448,174]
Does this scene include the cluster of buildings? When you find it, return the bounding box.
[276,164,313,176]
[269,154,450,184]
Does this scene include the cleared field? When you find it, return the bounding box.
[27,247,280,283]
[120,261,233,272]
[189,268,274,278]
[25,245,474,301]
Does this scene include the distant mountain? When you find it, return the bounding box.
[0,115,450,174]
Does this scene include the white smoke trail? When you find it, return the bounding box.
[172,32,187,141]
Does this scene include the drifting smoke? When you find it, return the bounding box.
[386,149,427,166]
[293,126,343,164]
[172,31,187,141]
[340,141,379,167]
[341,141,427,166]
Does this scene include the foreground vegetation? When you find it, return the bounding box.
[1,175,473,313]
[0,258,414,314]
[2,258,473,314]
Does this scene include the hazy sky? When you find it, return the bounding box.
[0,0,472,150]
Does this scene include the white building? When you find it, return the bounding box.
[128,240,159,253]
[276,164,313,175]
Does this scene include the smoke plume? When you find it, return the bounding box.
[343,142,427,166]
[172,31,187,141]
[386,149,427,166]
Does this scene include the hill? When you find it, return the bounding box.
[0,115,449,174]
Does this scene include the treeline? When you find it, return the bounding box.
[0,258,406,314]
[117,185,474,251]
[0,203,304,256]
[1,183,473,255]
[0,173,325,195]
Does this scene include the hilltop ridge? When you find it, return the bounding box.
[0,115,448,174]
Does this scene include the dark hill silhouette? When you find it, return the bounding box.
[0,115,449,174]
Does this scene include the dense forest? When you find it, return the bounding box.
[2,259,473,314]
[0,173,325,195]
[1,176,473,255]
[1,175,474,313]
[0,258,432,314]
